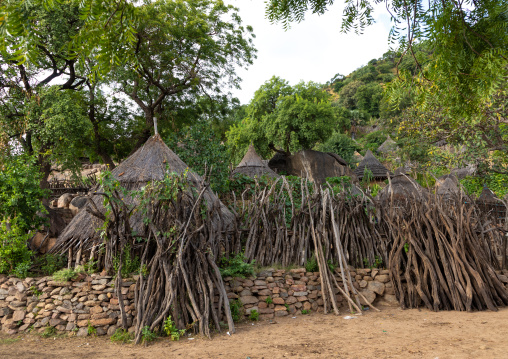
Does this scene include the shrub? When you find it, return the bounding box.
[110,329,133,344]
[249,309,259,321]
[301,309,310,315]
[219,253,255,278]
[265,296,273,305]
[87,323,97,336]
[305,254,319,273]
[163,316,185,341]
[0,223,33,277]
[230,299,243,322]
[52,268,80,282]
[35,254,67,276]
[141,326,157,344]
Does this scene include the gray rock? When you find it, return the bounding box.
[239,296,259,305]
[76,327,88,337]
[367,281,385,296]
[374,274,390,283]
[359,289,376,305]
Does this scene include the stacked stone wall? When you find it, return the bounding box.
[0,268,398,336]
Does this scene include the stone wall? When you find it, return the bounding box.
[0,267,397,336]
[223,267,398,319]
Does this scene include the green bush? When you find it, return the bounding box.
[461,173,508,198]
[249,309,259,321]
[230,299,243,322]
[110,328,133,344]
[305,254,319,272]
[52,268,81,282]
[219,253,255,278]
[35,254,67,276]
[316,132,361,165]
[163,316,185,341]
[141,326,158,344]
[0,223,33,277]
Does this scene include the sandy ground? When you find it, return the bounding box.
[1,306,507,359]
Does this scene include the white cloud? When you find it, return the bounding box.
[227,0,393,104]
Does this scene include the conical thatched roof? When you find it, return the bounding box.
[478,186,499,204]
[376,174,428,204]
[377,135,398,154]
[354,150,393,180]
[51,135,234,254]
[232,144,279,178]
[353,151,363,162]
[436,177,460,199]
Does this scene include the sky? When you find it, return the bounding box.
[226,0,394,104]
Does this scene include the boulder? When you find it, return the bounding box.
[359,289,376,306]
[69,196,88,215]
[367,281,385,296]
[57,193,75,208]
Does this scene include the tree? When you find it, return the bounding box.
[316,132,360,165]
[0,0,138,78]
[266,0,508,125]
[115,0,256,150]
[227,78,338,160]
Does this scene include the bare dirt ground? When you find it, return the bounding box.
[1,306,507,359]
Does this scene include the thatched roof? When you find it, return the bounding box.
[376,174,428,204]
[232,144,279,178]
[377,135,398,154]
[354,150,393,180]
[51,135,234,254]
[353,151,364,162]
[436,177,460,199]
[478,186,499,204]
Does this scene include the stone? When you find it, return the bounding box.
[66,322,76,331]
[245,306,258,315]
[285,296,297,304]
[367,281,385,296]
[57,193,74,208]
[363,276,373,281]
[378,294,398,306]
[303,302,312,311]
[15,282,26,293]
[12,310,25,322]
[258,289,272,296]
[293,291,308,297]
[239,296,258,305]
[359,289,376,306]
[90,318,115,326]
[498,275,508,284]
[359,280,368,288]
[273,297,285,305]
[375,274,390,283]
[69,196,88,215]
[76,327,88,337]
[275,310,288,317]
[56,306,71,314]
[49,318,62,327]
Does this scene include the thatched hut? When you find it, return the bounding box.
[376,174,428,204]
[436,174,460,200]
[232,144,279,178]
[477,186,506,225]
[267,149,357,184]
[354,150,393,181]
[51,135,235,255]
[377,135,398,154]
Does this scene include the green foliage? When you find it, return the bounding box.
[265,296,273,305]
[305,254,319,273]
[361,168,374,185]
[141,326,158,344]
[369,183,382,197]
[230,299,243,322]
[226,78,338,159]
[35,254,67,276]
[110,329,134,344]
[301,309,310,315]
[166,121,231,193]
[87,323,97,336]
[52,268,80,283]
[284,304,290,312]
[0,223,33,277]
[461,174,508,198]
[0,154,49,231]
[41,326,57,338]
[163,316,186,341]
[113,244,140,277]
[29,286,42,298]
[316,133,360,165]
[249,309,259,321]
[219,253,255,278]
[358,131,387,154]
